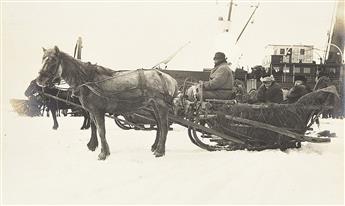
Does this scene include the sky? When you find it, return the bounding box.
[1,0,337,101]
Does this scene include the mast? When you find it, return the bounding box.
[74,37,83,60]
[325,0,345,116]
[235,3,259,44]
[227,0,234,22]
[325,1,344,64]
[222,0,235,32]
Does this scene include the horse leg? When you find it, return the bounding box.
[87,114,98,151]
[80,111,87,130]
[92,111,110,160]
[154,107,169,157]
[150,100,169,157]
[149,109,160,152]
[81,111,91,130]
[85,112,91,129]
[51,108,59,130]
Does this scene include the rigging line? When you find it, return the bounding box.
[324,1,338,60]
[235,2,259,45]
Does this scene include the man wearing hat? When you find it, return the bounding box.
[185,52,234,101]
[256,74,283,103]
[200,52,234,99]
[286,75,311,103]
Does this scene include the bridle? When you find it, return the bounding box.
[39,55,62,86]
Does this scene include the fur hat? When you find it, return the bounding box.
[213,52,226,60]
[260,75,275,82]
[295,75,307,83]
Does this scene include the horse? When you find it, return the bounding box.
[284,85,310,104]
[36,46,178,160]
[294,85,340,129]
[25,79,90,130]
[313,76,332,91]
[312,76,341,118]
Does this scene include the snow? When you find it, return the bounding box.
[1,109,344,204]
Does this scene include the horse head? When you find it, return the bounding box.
[313,76,331,91]
[36,46,62,87]
[296,85,340,112]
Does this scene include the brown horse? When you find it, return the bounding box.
[36,46,178,160]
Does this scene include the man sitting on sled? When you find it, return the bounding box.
[187,52,234,101]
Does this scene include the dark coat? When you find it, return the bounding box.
[202,62,234,99]
[203,62,234,90]
[257,81,283,103]
[286,84,310,103]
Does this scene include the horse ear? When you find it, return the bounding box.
[54,46,60,54]
[42,47,47,53]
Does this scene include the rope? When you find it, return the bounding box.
[73,69,138,92]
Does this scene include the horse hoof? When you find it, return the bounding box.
[52,126,58,130]
[87,143,97,151]
[151,146,157,152]
[154,151,165,158]
[98,152,109,160]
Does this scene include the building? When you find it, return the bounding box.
[263,44,314,67]
[261,44,340,89]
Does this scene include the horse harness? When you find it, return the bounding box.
[72,69,173,104]
[42,55,62,86]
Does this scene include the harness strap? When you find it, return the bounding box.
[71,69,173,104]
[137,69,146,96]
[156,70,173,103]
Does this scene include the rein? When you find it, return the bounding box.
[72,70,138,93]
[53,53,174,103]
[69,69,173,104]
[44,58,62,86]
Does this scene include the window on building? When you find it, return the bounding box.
[293,67,300,73]
[273,66,280,72]
[304,67,310,73]
[280,48,285,55]
[273,49,277,55]
[300,49,305,55]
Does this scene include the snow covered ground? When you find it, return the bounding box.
[1,109,344,205]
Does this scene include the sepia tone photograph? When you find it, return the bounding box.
[1,0,344,204]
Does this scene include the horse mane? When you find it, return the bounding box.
[295,89,328,107]
[59,51,117,85]
[294,86,340,124]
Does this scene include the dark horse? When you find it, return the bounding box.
[313,76,332,91]
[25,79,90,130]
[312,76,341,118]
[36,46,178,160]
